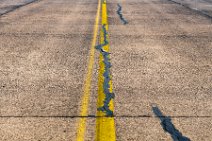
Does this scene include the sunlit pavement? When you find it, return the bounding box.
[0,0,211,140]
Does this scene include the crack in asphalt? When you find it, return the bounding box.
[0,0,41,17]
[166,0,212,19]
[152,106,191,141]
[96,25,115,117]
[117,4,128,25]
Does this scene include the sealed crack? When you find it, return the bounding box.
[0,0,40,17]
[166,0,212,19]
[152,106,191,141]
[96,25,115,117]
[117,4,128,25]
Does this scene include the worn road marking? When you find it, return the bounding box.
[96,0,116,140]
[96,24,115,116]
[76,0,101,141]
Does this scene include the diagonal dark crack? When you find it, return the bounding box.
[152,106,191,141]
[0,0,41,17]
[166,0,212,19]
[117,4,128,25]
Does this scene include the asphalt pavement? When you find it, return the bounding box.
[0,0,211,140]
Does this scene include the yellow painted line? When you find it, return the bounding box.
[76,0,101,141]
[96,0,116,141]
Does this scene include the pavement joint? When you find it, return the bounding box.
[0,115,212,118]
[0,33,210,39]
[0,32,93,39]
[152,106,191,141]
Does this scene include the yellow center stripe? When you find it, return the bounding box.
[96,0,116,140]
[76,0,101,141]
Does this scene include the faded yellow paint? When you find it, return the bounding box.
[96,0,116,140]
[76,0,101,141]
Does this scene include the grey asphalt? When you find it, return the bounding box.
[0,0,97,140]
[0,0,212,140]
[109,0,212,140]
